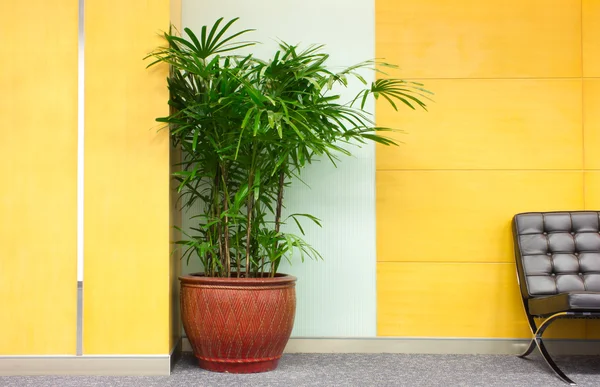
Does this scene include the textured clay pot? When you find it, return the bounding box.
[180,273,297,373]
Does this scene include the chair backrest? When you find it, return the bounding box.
[512,211,600,299]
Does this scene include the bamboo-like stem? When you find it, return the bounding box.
[244,176,254,277]
[236,225,241,278]
[245,143,258,277]
[272,170,285,277]
[221,164,231,277]
[274,170,285,231]
[213,167,223,277]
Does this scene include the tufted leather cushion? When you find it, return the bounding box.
[513,212,600,312]
[528,292,600,315]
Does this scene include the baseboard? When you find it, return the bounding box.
[0,341,183,376]
[182,337,600,356]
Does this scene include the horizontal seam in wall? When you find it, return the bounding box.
[376,261,514,265]
[384,77,586,81]
[374,169,590,172]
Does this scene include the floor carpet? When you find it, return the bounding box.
[2,352,600,386]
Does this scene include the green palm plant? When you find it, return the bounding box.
[146,17,431,278]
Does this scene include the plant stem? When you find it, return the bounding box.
[236,225,241,278]
[221,164,231,277]
[244,174,254,277]
[274,170,285,232]
[272,170,285,277]
[245,142,258,277]
[213,167,223,276]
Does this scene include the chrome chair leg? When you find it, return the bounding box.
[520,312,575,385]
[535,335,576,386]
[519,339,537,358]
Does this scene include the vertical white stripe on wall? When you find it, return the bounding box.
[76,0,85,355]
[182,0,377,337]
[77,0,85,283]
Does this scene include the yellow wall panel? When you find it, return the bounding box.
[377,262,585,338]
[376,79,582,171]
[0,0,78,354]
[375,0,590,341]
[584,80,600,169]
[377,262,532,337]
[84,0,172,354]
[376,170,584,263]
[584,171,600,209]
[583,0,600,77]
[376,0,581,78]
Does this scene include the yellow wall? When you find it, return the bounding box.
[0,0,78,355]
[83,0,175,354]
[376,0,597,338]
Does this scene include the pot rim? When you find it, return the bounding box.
[179,272,297,286]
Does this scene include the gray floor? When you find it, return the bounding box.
[2,353,600,386]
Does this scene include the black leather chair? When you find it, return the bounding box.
[512,211,600,385]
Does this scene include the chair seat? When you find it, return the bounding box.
[528,292,600,316]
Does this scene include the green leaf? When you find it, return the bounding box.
[254,169,261,200]
[241,107,254,129]
[233,183,249,210]
[291,216,305,235]
[253,109,264,136]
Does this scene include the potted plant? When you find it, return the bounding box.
[146,17,430,373]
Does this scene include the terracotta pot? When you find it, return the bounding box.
[180,273,297,373]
